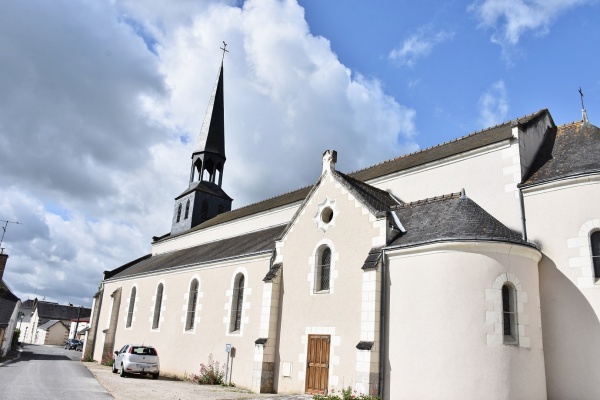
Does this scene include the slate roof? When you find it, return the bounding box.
[37,319,66,331]
[107,225,286,281]
[352,109,550,182]
[36,301,91,321]
[195,62,226,157]
[175,180,233,201]
[333,171,399,214]
[388,192,533,249]
[156,110,548,242]
[0,280,20,328]
[521,121,600,187]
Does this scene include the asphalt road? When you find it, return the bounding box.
[0,344,112,399]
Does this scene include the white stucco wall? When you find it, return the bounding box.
[523,176,600,400]
[97,253,272,390]
[369,139,524,233]
[386,242,545,400]
[152,203,299,255]
[275,171,385,395]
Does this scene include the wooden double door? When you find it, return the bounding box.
[305,334,330,395]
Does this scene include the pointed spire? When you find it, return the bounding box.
[194,62,225,157]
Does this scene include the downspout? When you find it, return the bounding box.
[378,248,387,399]
[518,188,528,241]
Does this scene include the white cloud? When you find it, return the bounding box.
[0,0,418,306]
[477,80,509,127]
[389,29,454,67]
[468,0,591,58]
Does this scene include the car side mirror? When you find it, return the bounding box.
[114,351,119,355]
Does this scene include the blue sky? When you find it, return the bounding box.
[0,0,598,306]
[300,0,599,147]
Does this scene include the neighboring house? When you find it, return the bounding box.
[26,301,91,345]
[34,320,69,346]
[0,252,21,357]
[17,299,35,344]
[68,318,89,340]
[87,61,600,399]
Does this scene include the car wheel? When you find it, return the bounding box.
[112,363,117,374]
[119,364,127,377]
[152,372,159,380]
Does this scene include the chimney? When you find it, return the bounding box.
[322,149,338,174]
[0,252,8,281]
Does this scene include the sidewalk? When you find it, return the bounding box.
[84,362,312,400]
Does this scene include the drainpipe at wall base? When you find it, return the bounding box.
[518,188,528,241]
[378,249,387,400]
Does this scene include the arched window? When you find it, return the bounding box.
[201,200,209,220]
[185,279,199,331]
[126,287,136,328]
[591,231,600,278]
[315,246,331,292]
[184,200,190,220]
[176,203,182,223]
[502,284,518,345]
[152,283,164,330]
[230,274,245,332]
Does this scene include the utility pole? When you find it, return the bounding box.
[73,306,82,340]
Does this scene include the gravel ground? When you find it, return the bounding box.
[84,362,312,400]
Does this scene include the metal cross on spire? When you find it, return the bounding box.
[0,219,21,254]
[579,87,585,110]
[220,41,229,62]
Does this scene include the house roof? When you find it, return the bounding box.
[521,121,600,187]
[156,109,549,242]
[37,319,66,331]
[107,224,286,281]
[0,280,20,327]
[36,301,91,321]
[388,192,534,249]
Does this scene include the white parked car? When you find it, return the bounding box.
[112,344,160,379]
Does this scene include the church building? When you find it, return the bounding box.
[86,60,600,400]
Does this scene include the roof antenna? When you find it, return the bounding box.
[579,87,589,125]
[0,219,22,254]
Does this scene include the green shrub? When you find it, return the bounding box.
[101,357,114,367]
[313,386,379,400]
[188,354,225,385]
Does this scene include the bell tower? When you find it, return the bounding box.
[171,48,233,235]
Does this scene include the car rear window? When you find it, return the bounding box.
[131,346,157,355]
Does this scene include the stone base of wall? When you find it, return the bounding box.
[252,361,275,393]
[355,371,379,397]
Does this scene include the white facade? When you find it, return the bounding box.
[87,106,600,399]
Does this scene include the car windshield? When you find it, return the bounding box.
[130,346,156,355]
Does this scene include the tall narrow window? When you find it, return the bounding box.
[184,200,190,220]
[230,274,245,332]
[176,204,182,223]
[186,279,199,331]
[315,247,331,292]
[152,283,164,330]
[591,231,600,279]
[126,287,136,328]
[502,284,518,345]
